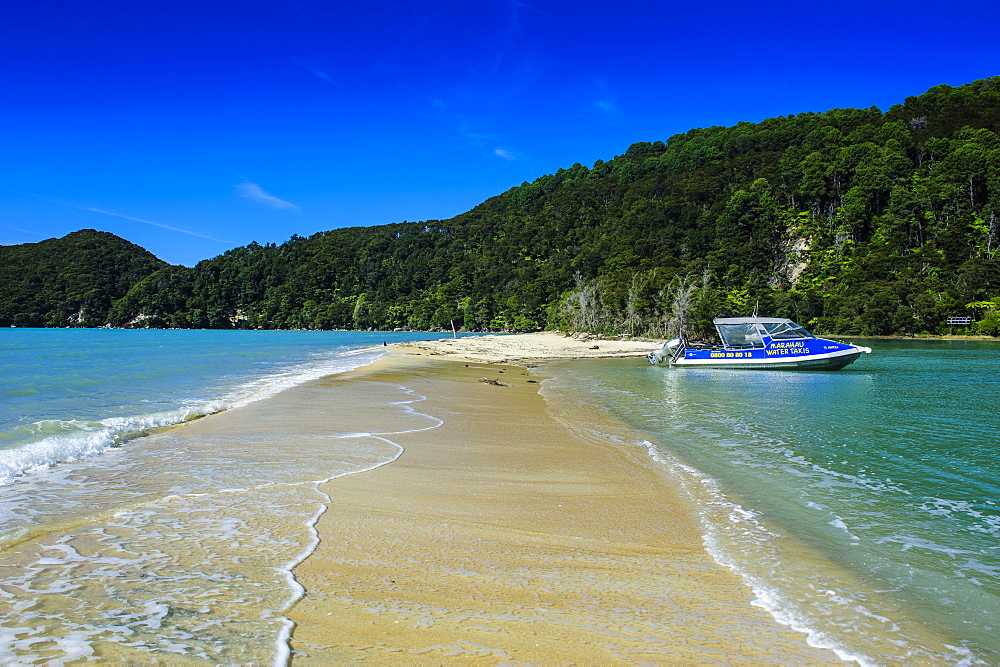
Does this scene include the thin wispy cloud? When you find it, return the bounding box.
[490,0,538,76]
[309,69,336,85]
[293,59,336,86]
[594,99,619,114]
[0,226,44,245]
[429,76,527,162]
[85,208,225,242]
[456,119,499,145]
[591,74,621,117]
[4,226,44,238]
[237,182,300,211]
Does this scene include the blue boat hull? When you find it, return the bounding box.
[648,319,872,370]
[671,346,867,370]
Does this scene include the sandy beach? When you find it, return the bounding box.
[0,331,845,663]
[281,336,838,663]
[397,330,662,364]
[6,331,988,663]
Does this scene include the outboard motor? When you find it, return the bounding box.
[647,337,684,365]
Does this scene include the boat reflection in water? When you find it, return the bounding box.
[648,317,872,370]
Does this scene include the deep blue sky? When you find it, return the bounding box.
[2,0,998,266]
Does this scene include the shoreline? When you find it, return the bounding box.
[841,333,1000,341]
[0,332,842,663]
[3,332,978,662]
[284,346,839,662]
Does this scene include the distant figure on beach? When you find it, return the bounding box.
[383,341,387,346]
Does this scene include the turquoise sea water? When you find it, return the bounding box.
[0,328,458,663]
[0,328,450,485]
[544,339,1000,663]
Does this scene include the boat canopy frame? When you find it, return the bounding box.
[713,317,815,349]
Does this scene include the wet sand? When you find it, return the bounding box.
[287,350,839,663]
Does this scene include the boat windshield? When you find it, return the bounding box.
[716,323,765,348]
[761,321,814,339]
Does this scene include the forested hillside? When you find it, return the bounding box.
[6,77,1000,336]
[0,230,168,327]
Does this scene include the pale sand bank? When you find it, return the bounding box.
[286,349,838,663]
[397,330,661,364]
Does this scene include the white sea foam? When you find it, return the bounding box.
[221,346,387,410]
[0,346,388,487]
[270,385,442,666]
[635,440,873,665]
[876,534,974,556]
[0,343,429,663]
[650,441,986,664]
[921,497,1000,536]
[828,517,861,542]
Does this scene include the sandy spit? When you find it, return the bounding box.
[285,349,837,663]
[397,330,662,364]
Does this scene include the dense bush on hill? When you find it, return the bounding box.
[5,77,1000,336]
[0,230,168,327]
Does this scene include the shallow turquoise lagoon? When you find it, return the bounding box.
[546,339,1000,662]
